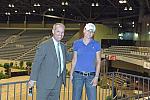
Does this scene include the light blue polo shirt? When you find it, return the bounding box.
[73,39,101,72]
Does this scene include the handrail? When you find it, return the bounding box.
[0,80,28,86]
[117,91,150,100]
[0,72,149,100]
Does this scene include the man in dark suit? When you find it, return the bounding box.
[28,23,71,100]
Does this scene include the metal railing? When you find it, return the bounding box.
[0,72,150,100]
[108,72,150,100]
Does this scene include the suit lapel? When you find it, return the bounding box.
[48,38,59,67]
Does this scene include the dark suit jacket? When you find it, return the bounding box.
[30,38,71,89]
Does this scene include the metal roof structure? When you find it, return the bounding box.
[0,0,149,32]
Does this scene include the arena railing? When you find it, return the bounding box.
[0,72,150,100]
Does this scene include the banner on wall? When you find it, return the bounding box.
[108,55,117,61]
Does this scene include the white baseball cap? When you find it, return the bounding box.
[84,23,96,33]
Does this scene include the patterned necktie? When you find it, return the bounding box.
[57,42,61,77]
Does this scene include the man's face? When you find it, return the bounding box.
[52,25,65,42]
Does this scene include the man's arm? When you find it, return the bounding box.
[29,44,46,87]
[70,51,77,81]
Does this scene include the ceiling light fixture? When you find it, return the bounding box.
[25,12,31,15]
[62,1,68,6]
[61,2,65,5]
[34,3,40,7]
[124,7,127,10]
[8,4,11,7]
[123,0,127,3]
[92,3,95,6]
[12,4,14,7]
[96,3,99,6]
[129,7,132,10]
[65,2,68,5]
[132,25,134,27]
[32,10,35,12]
[51,8,54,11]
[132,21,134,24]
[34,3,36,6]
[48,8,54,12]
[37,3,40,6]
[119,0,127,4]
[8,4,14,7]
[5,12,10,15]
[119,24,122,28]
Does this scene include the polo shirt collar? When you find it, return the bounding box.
[81,38,94,45]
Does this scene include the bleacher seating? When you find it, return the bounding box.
[103,46,150,61]
[0,29,78,61]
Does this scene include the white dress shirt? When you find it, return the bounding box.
[52,37,64,73]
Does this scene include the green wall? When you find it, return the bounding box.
[94,24,118,42]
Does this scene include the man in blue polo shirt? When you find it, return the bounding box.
[70,23,101,100]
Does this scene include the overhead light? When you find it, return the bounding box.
[48,8,51,11]
[61,2,64,5]
[32,10,35,12]
[15,10,18,13]
[5,12,10,15]
[96,3,99,6]
[148,32,150,34]
[92,3,95,6]
[134,33,138,37]
[51,8,54,11]
[8,4,14,7]
[8,4,11,7]
[119,0,127,4]
[129,7,132,10]
[132,21,134,24]
[132,25,134,27]
[147,23,149,26]
[37,3,40,6]
[124,7,127,10]
[63,9,65,12]
[12,4,14,7]
[65,2,68,5]
[120,37,123,40]
[48,8,54,11]
[123,0,127,3]
[119,0,123,3]
[34,3,40,6]
[25,12,31,15]
[118,33,123,36]
[119,24,122,27]
[34,3,36,6]
[62,1,68,6]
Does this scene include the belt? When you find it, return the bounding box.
[75,71,95,76]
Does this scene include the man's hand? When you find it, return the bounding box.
[28,80,35,88]
[90,76,99,86]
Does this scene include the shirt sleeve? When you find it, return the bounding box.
[73,41,78,51]
[95,42,101,52]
